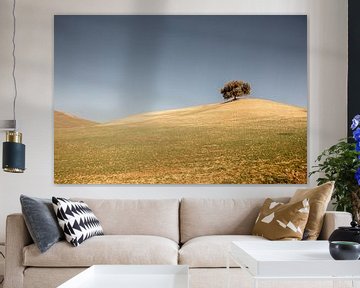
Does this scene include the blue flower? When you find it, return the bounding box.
[357,142,360,152]
[354,128,360,142]
[352,115,360,130]
[356,168,360,185]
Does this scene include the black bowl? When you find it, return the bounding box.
[329,241,360,260]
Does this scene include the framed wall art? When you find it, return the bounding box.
[54,15,307,184]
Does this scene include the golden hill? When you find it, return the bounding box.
[55,98,307,184]
[102,98,306,127]
[54,111,98,129]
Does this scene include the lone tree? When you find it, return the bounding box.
[220,80,251,101]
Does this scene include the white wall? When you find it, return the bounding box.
[0,0,348,242]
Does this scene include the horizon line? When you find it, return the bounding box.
[55,96,308,124]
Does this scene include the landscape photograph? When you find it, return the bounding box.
[54,15,307,184]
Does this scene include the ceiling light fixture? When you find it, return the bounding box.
[1,0,25,173]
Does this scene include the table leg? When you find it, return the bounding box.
[226,251,230,288]
[352,279,360,288]
[252,278,258,288]
[333,279,346,288]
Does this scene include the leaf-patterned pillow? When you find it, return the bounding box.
[252,198,310,240]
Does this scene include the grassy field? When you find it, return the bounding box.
[54,98,307,184]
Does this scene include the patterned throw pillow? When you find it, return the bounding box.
[52,197,104,247]
[252,198,310,240]
[290,181,334,240]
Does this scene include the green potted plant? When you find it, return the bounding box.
[310,115,360,222]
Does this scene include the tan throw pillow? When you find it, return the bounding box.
[289,181,334,240]
[252,198,310,240]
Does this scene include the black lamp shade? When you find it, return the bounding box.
[3,141,25,173]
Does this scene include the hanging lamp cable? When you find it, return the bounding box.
[11,0,18,129]
[0,250,4,284]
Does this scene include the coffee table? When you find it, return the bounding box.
[58,265,189,288]
[228,241,360,288]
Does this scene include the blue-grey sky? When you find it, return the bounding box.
[54,15,307,122]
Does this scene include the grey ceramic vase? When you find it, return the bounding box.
[329,241,360,260]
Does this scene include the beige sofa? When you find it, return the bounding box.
[4,198,352,288]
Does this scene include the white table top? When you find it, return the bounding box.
[58,265,189,288]
[231,240,360,278]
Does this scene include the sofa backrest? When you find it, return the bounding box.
[180,198,289,243]
[73,198,180,243]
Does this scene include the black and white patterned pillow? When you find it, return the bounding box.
[52,197,104,247]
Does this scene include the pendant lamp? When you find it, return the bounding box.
[1,0,25,173]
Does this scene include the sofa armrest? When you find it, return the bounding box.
[318,211,352,240]
[4,214,32,288]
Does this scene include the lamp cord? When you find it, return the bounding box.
[0,251,4,284]
[11,0,18,129]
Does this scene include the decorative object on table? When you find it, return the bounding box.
[329,241,360,260]
[289,181,334,240]
[20,195,64,253]
[329,220,360,244]
[252,198,310,240]
[54,15,307,185]
[1,0,25,173]
[310,114,360,222]
[52,197,104,247]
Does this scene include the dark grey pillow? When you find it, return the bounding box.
[20,195,64,253]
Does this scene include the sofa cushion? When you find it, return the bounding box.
[20,195,64,253]
[23,235,178,267]
[290,181,334,240]
[252,198,310,240]
[52,197,104,247]
[179,235,267,268]
[72,199,179,243]
[24,268,86,288]
[180,198,289,243]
